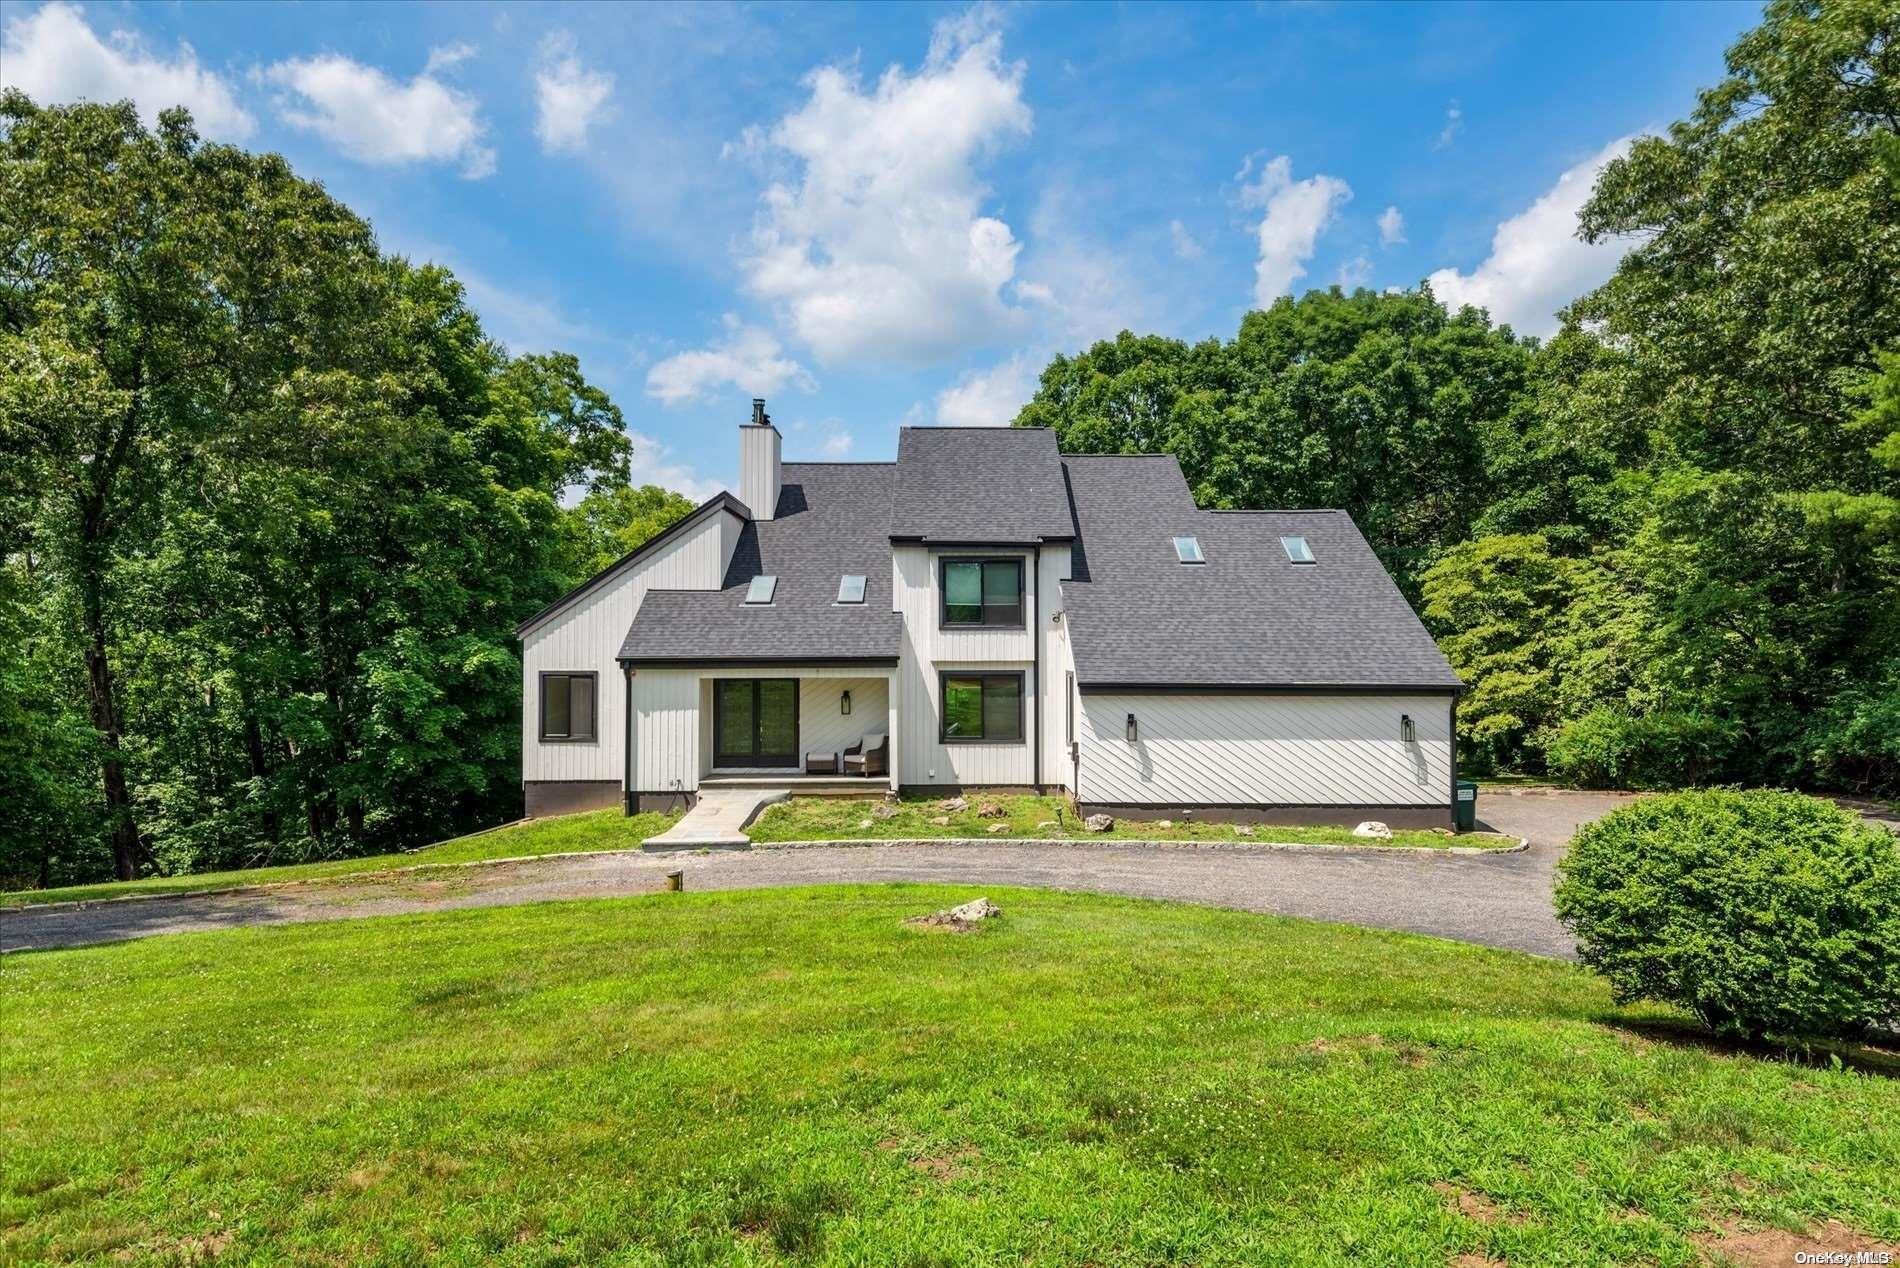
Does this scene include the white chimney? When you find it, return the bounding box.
[739,398,781,521]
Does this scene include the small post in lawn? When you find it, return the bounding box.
[665,870,684,893]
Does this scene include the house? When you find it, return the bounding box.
[516,400,1463,826]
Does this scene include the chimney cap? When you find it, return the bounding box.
[750,398,767,426]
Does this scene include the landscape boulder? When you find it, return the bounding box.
[987,823,1009,834]
[976,801,1004,817]
[1084,813,1114,833]
[871,802,899,820]
[942,797,969,813]
[1353,821,1393,840]
[929,815,951,826]
[906,896,1002,931]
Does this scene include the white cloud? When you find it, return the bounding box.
[737,9,1033,365]
[1169,218,1204,260]
[1378,205,1406,247]
[1426,135,1636,336]
[264,52,495,177]
[0,1,254,138]
[1240,155,1352,306]
[625,430,722,502]
[1336,252,1373,289]
[820,424,854,456]
[533,31,614,153]
[424,43,476,76]
[935,352,1037,427]
[1434,99,1463,150]
[645,317,817,406]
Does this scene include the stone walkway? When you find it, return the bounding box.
[640,789,787,849]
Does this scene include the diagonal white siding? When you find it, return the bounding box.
[1076,692,1451,807]
[632,667,894,792]
[521,509,740,784]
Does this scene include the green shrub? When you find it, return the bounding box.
[1554,789,1900,1039]
[1544,707,1740,789]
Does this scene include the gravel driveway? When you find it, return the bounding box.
[2,791,1635,959]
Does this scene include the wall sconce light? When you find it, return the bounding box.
[841,690,852,716]
[1125,712,1138,743]
[1400,713,1415,743]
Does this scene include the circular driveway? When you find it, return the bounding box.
[2,791,1635,958]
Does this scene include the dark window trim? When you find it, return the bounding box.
[538,671,599,743]
[937,670,1027,745]
[711,677,801,768]
[938,556,1026,630]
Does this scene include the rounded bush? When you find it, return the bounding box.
[1554,789,1900,1039]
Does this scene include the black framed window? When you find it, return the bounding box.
[939,672,1024,743]
[940,557,1024,628]
[540,672,597,742]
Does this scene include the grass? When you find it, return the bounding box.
[4,886,1896,1265]
[0,810,679,909]
[747,792,1510,848]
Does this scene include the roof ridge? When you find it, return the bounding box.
[782,460,896,467]
[901,425,1054,432]
[1205,508,1346,514]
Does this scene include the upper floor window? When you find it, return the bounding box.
[1281,535,1315,564]
[837,574,866,604]
[941,557,1023,628]
[539,672,597,742]
[1173,535,1204,564]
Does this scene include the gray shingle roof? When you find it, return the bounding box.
[1060,455,1461,691]
[619,463,903,663]
[889,427,1076,543]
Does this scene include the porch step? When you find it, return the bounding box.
[698,776,884,796]
[642,789,787,851]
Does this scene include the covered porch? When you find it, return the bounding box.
[628,663,898,810]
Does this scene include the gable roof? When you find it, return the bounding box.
[619,463,903,664]
[888,427,1076,543]
[513,491,750,639]
[1059,455,1461,692]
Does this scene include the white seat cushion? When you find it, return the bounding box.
[861,733,886,749]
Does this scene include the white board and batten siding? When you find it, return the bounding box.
[1074,692,1452,807]
[890,544,1072,788]
[520,509,740,784]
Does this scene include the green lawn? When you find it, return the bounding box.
[4,887,1895,1265]
[0,810,678,909]
[748,792,1507,848]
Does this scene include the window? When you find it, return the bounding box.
[1281,535,1315,564]
[1173,535,1204,564]
[939,672,1025,743]
[837,574,866,604]
[539,672,597,742]
[941,558,1023,628]
[745,574,778,604]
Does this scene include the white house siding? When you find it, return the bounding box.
[892,544,1050,788]
[1038,545,1072,788]
[520,509,740,785]
[1075,692,1452,808]
[632,666,893,794]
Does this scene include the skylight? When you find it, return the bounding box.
[745,575,778,604]
[837,574,866,604]
[1173,535,1205,564]
[1281,535,1315,564]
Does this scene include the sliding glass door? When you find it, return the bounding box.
[713,679,799,767]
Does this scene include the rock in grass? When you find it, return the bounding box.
[1234,825,1256,837]
[1353,821,1393,840]
[1036,820,1059,829]
[871,802,898,820]
[929,815,951,826]
[1155,819,1174,829]
[906,896,1002,931]
[976,801,1004,817]
[987,823,1009,834]
[857,819,875,830]
[942,797,969,813]
[1084,813,1113,833]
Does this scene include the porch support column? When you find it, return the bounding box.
[886,669,900,794]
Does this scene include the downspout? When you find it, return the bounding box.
[1448,690,1459,830]
[623,665,634,816]
[1032,544,1042,792]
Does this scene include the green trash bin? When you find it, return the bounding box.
[1454,780,1478,833]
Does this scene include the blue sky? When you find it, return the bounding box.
[3,0,1758,498]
